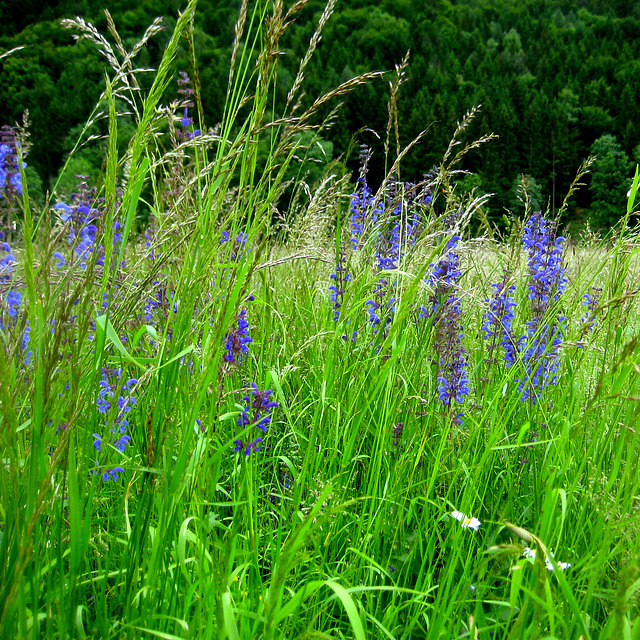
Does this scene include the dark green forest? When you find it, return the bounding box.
[1,0,640,227]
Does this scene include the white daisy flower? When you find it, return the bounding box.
[451,510,481,531]
[522,547,570,571]
[544,555,571,571]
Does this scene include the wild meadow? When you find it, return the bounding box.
[2,1,640,638]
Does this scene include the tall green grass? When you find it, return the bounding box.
[1,2,640,639]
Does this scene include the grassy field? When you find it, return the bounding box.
[2,2,640,638]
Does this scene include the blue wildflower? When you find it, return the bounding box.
[522,211,567,314]
[0,126,25,200]
[102,467,125,482]
[22,324,32,365]
[580,287,601,337]
[518,317,564,402]
[349,145,383,250]
[0,243,16,283]
[181,107,192,128]
[429,236,470,412]
[483,271,517,366]
[365,298,381,328]
[517,211,567,402]
[237,384,279,432]
[366,179,423,335]
[177,72,201,139]
[424,235,462,319]
[224,308,252,364]
[93,367,136,481]
[6,290,21,318]
[221,231,249,262]
[234,437,263,456]
[144,282,177,333]
[55,176,122,271]
[329,248,352,322]
[52,252,66,268]
[235,384,279,456]
[114,434,131,452]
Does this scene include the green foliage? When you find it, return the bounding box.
[23,165,44,207]
[588,134,632,229]
[54,152,97,198]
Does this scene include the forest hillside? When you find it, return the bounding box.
[1,0,639,226]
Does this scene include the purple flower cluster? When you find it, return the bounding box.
[420,236,462,320]
[517,212,567,402]
[0,126,24,200]
[54,177,123,271]
[144,282,177,328]
[427,236,470,414]
[391,421,404,447]
[0,282,25,337]
[372,177,425,275]
[0,124,25,242]
[0,240,31,363]
[349,146,383,251]
[224,308,253,363]
[5,290,21,318]
[366,196,403,336]
[435,312,470,411]
[221,231,249,262]
[482,212,568,403]
[0,240,16,283]
[329,248,352,323]
[522,211,567,315]
[346,165,428,336]
[144,225,156,260]
[365,285,396,336]
[330,149,433,337]
[93,367,137,482]
[234,384,278,456]
[177,72,201,140]
[482,271,517,366]
[579,287,601,340]
[517,318,564,402]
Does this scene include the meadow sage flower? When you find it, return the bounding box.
[0,126,25,200]
[517,211,567,402]
[483,270,517,366]
[224,308,252,364]
[93,368,136,481]
[234,385,279,456]
[329,248,351,322]
[429,236,470,412]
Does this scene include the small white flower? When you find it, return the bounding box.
[522,547,570,571]
[451,510,481,531]
[544,555,571,571]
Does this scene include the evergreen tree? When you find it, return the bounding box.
[588,134,631,228]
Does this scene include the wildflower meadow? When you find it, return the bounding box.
[2,2,640,638]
